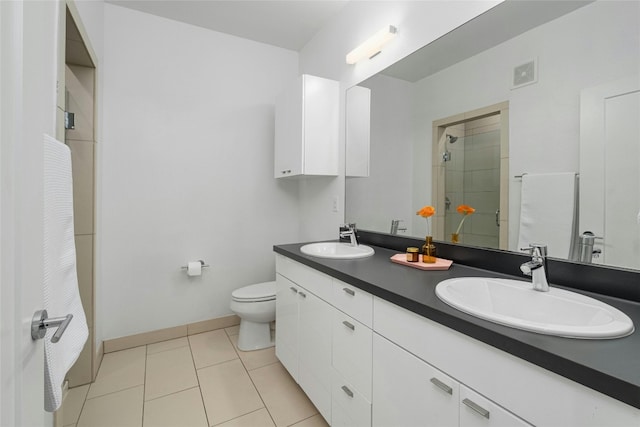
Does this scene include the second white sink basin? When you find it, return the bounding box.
[435,277,634,339]
[300,242,374,259]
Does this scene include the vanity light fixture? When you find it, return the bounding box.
[346,25,397,65]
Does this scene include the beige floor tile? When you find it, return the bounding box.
[87,346,146,399]
[229,334,278,371]
[143,387,208,427]
[198,359,264,426]
[145,345,198,401]
[224,325,240,336]
[290,414,329,427]
[216,408,275,427]
[189,330,238,369]
[63,384,90,426]
[147,337,189,355]
[249,362,317,427]
[77,385,143,427]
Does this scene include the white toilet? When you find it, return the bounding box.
[230,281,276,351]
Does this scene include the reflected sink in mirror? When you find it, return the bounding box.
[300,242,375,259]
[435,277,634,339]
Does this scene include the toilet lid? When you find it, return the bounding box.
[232,281,276,302]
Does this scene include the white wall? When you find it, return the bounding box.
[100,4,299,339]
[297,1,500,241]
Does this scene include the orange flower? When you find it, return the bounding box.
[416,206,435,218]
[455,204,475,235]
[456,205,476,215]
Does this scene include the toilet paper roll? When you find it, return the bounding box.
[187,261,202,277]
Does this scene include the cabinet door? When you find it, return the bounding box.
[275,274,299,381]
[302,75,339,176]
[274,76,303,178]
[332,311,372,401]
[372,334,459,427]
[460,385,532,427]
[298,288,333,421]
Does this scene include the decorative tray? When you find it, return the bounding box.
[390,254,453,270]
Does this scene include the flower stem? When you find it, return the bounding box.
[455,215,467,235]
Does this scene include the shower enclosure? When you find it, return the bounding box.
[432,103,509,249]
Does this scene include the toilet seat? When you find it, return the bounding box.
[232,281,276,302]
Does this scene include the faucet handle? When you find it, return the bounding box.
[521,244,547,257]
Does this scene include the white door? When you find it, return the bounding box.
[1,1,59,425]
[580,75,640,270]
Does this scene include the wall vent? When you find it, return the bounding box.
[512,59,537,89]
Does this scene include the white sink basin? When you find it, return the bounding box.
[300,242,375,259]
[435,277,634,339]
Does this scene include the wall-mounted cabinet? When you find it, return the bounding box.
[345,85,371,177]
[274,74,339,178]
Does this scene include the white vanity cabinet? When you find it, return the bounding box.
[275,256,374,426]
[275,256,333,421]
[274,74,339,178]
[373,296,639,427]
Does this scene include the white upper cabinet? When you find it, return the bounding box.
[345,85,371,177]
[275,74,339,178]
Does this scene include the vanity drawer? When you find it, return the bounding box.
[332,279,373,327]
[332,310,372,401]
[332,370,372,427]
[275,254,333,302]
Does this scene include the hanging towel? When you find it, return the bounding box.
[43,134,88,412]
[517,172,577,259]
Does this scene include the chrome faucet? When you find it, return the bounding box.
[340,223,359,247]
[520,244,550,292]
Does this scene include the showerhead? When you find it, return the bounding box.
[446,134,458,144]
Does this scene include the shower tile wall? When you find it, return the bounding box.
[65,63,96,387]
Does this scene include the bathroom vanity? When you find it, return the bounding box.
[273,238,640,427]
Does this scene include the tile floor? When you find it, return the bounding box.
[62,326,329,427]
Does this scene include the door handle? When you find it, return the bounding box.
[31,310,73,343]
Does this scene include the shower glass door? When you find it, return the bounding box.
[443,115,501,248]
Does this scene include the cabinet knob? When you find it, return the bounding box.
[462,398,490,419]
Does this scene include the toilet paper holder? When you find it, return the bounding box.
[181,260,210,270]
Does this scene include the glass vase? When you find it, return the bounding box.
[422,236,436,263]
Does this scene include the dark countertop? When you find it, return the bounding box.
[274,242,640,410]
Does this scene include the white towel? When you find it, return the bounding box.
[43,134,88,412]
[517,172,577,259]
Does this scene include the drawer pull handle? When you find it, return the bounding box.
[298,291,306,298]
[289,287,298,293]
[430,377,452,395]
[342,320,355,331]
[341,385,354,398]
[342,288,355,296]
[462,398,490,419]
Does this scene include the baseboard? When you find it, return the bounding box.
[103,314,241,354]
[93,340,104,380]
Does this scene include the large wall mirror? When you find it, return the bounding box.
[345,0,640,270]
